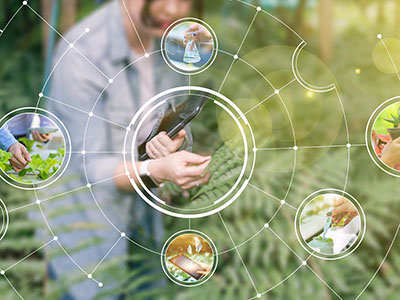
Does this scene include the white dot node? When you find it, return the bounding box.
[88,274,93,279]
[233,54,238,60]
[281,200,286,205]
[274,89,279,94]
[256,293,261,298]
[293,146,298,151]
[125,171,130,176]
[87,183,92,188]
[253,147,257,152]
[144,53,149,58]
[126,126,131,132]
[39,92,43,98]
[0,270,4,275]
[122,150,127,155]
[85,28,90,33]
[302,261,307,266]
[22,1,27,5]
[53,236,58,241]
[69,43,74,49]
[36,199,41,205]
[256,6,261,11]
[377,33,382,39]
[346,143,351,149]
[108,78,113,84]
[121,232,126,237]
[88,112,94,117]
[98,282,103,288]
[264,223,269,228]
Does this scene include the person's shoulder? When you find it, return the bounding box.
[54,1,117,61]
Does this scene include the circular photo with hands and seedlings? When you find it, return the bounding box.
[372,101,400,172]
[130,87,256,218]
[0,112,66,186]
[296,192,365,259]
[162,18,217,74]
[161,230,217,287]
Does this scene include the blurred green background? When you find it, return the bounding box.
[1,0,400,299]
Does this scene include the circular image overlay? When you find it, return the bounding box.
[161,18,218,75]
[125,86,256,218]
[367,97,400,177]
[295,189,366,260]
[161,230,217,287]
[0,199,9,242]
[0,108,71,190]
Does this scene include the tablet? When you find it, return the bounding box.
[168,255,206,280]
[29,127,58,135]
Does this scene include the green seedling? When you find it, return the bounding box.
[384,106,400,128]
[0,149,12,172]
[18,137,36,152]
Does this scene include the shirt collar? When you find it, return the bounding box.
[108,0,131,62]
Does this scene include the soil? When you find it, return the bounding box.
[387,127,400,140]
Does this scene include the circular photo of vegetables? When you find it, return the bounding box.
[161,18,217,74]
[161,230,217,287]
[371,101,400,172]
[295,190,365,260]
[0,111,67,188]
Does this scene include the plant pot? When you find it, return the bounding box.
[387,127,400,140]
[308,237,334,254]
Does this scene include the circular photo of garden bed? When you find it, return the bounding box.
[371,101,400,172]
[161,230,217,287]
[161,18,217,75]
[0,110,69,189]
[295,190,366,260]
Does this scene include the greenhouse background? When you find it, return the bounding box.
[1,0,400,299]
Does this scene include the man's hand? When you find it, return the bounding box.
[148,150,211,190]
[381,137,400,168]
[146,130,186,159]
[331,197,358,226]
[32,130,51,142]
[8,142,31,172]
[184,24,212,44]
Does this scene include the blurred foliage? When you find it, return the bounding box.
[1,0,400,300]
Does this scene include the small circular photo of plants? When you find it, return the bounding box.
[372,102,400,172]
[0,112,66,185]
[163,232,216,286]
[299,193,362,258]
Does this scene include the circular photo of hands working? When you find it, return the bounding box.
[0,111,67,188]
[372,102,400,172]
[161,230,217,287]
[296,192,365,260]
[161,18,217,74]
[129,87,255,218]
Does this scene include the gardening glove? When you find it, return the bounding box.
[8,142,31,172]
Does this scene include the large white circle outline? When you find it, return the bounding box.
[294,188,366,260]
[0,107,72,190]
[160,229,218,287]
[131,92,247,211]
[160,17,219,76]
[125,86,256,218]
